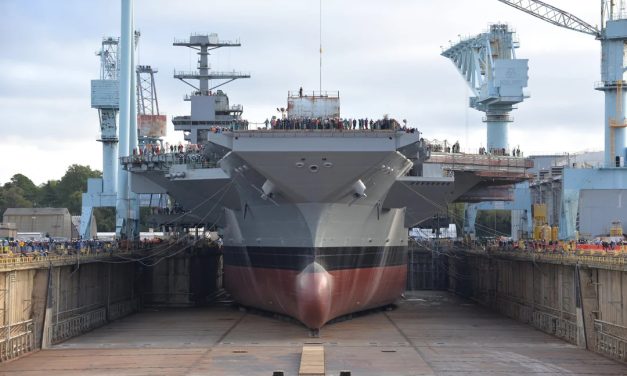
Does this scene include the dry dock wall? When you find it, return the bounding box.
[0,262,138,361]
[449,252,627,363]
[407,248,448,290]
[0,246,222,362]
[140,247,222,307]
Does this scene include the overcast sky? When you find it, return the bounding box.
[0,0,604,185]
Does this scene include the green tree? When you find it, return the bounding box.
[0,185,32,217]
[93,207,116,232]
[56,165,102,214]
[65,191,84,215]
[0,174,39,215]
[7,174,38,204]
[38,180,60,207]
[0,164,152,234]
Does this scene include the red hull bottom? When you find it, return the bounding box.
[224,264,407,328]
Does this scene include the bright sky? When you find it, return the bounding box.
[0,0,604,185]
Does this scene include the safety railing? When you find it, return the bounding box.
[0,256,38,265]
[121,152,218,171]
[108,298,140,321]
[1,243,117,254]
[173,35,241,45]
[595,320,627,362]
[288,90,340,98]
[0,252,129,270]
[428,152,533,169]
[56,303,103,322]
[172,116,249,129]
[536,253,627,267]
[461,247,627,269]
[234,129,404,138]
[50,308,106,344]
[594,80,627,89]
[173,70,250,79]
[495,295,532,323]
[0,320,34,362]
[532,311,578,344]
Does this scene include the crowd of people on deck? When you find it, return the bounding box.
[478,146,523,157]
[127,116,419,164]
[425,140,524,158]
[263,116,417,132]
[132,142,205,157]
[427,141,461,153]
[126,142,212,167]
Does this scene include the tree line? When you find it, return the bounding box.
[0,165,116,231]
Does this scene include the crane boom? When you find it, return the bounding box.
[496,0,600,37]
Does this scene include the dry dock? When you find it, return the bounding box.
[1,291,625,376]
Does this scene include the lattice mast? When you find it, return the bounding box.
[136,66,159,115]
[172,34,250,144]
[136,65,166,146]
[173,34,249,95]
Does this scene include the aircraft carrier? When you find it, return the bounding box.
[123,33,487,329]
[3,1,627,374]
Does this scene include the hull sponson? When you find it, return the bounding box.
[224,263,407,329]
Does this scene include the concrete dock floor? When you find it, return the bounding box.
[2,291,626,375]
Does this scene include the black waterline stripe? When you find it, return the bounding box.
[223,246,407,271]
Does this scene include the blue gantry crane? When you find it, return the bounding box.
[441,25,530,239]
[79,37,121,240]
[496,0,627,168]
[442,24,529,154]
[461,1,627,241]
[81,0,163,240]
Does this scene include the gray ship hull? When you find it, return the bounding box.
[126,130,470,328]
[214,131,411,327]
